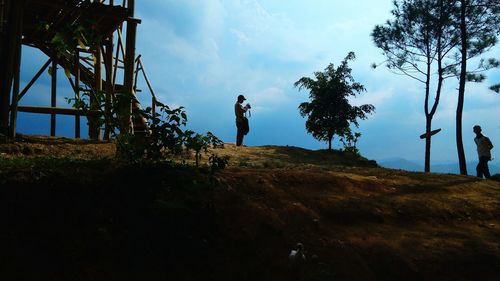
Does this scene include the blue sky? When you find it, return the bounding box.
[17,0,500,166]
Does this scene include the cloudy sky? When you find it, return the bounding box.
[17,0,500,167]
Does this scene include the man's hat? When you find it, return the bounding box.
[238,94,246,101]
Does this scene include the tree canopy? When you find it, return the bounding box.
[294,52,375,150]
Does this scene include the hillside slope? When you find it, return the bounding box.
[1,136,500,281]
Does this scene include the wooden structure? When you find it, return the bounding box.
[0,0,155,142]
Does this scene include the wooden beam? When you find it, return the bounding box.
[18,59,52,101]
[17,106,100,117]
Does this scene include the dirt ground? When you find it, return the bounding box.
[1,135,500,281]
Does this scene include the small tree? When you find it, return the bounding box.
[294,52,375,150]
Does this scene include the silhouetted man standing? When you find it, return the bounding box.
[235,94,250,146]
[473,125,494,179]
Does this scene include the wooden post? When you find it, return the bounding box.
[127,0,134,13]
[122,0,137,134]
[104,38,114,140]
[89,46,102,140]
[8,20,22,140]
[75,50,81,138]
[50,60,57,136]
[106,0,115,140]
[0,0,6,34]
[0,0,23,140]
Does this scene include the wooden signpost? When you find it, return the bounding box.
[419,128,442,139]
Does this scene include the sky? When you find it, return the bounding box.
[16,0,500,168]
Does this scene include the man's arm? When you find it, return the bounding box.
[486,137,494,149]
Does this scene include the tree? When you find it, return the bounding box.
[453,0,500,175]
[294,52,375,150]
[372,0,459,172]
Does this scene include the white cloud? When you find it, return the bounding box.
[248,87,289,113]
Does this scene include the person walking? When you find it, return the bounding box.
[235,94,250,146]
[473,125,494,179]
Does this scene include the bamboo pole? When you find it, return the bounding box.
[122,0,137,134]
[17,106,100,116]
[75,50,81,138]
[90,45,102,140]
[8,21,22,140]
[0,0,5,34]
[133,57,140,93]
[138,58,157,99]
[18,59,52,101]
[104,38,114,140]
[112,25,123,88]
[137,58,157,118]
[0,0,23,140]
[50,60,57,136]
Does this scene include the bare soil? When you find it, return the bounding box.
[1,135,500,281]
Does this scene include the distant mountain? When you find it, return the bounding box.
[377,158,500,175]
[377,158,423,172]
[431,162,500,175]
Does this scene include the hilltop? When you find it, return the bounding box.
[1,135,500,281]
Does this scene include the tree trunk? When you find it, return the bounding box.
[425,117,432,172]
[328,137,332,151]
[456,0,468,175]
[423,54,432,173]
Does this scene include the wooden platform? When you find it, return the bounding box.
[23,0,129,50]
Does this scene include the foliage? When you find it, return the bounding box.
[372,0,460,80]
[340,131,362,155]
[40,17,101,59]
[67,89,227,168]
[185,131,225,167]
[209,154,230,171]
[294,52,375,150]
[491,84,500,93]
[67,88,143,159]
[141,100,188,160]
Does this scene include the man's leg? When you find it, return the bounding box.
[481,156,491,179]
[476,161,484,178]
[236,130,243,146]
[236,122,243,146]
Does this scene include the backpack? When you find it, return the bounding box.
[242,117,250,135]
